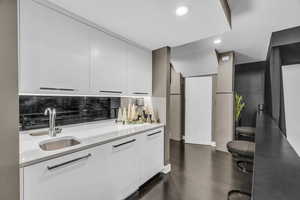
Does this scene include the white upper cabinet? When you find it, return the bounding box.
[90,29,127,95]
[37,5,90,94]
[127,45,152,96]
[19,0,152,96]
[20,0,90,94]
[19,0,42,94]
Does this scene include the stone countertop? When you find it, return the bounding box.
[20,120,164,168]
[253,112,300,200]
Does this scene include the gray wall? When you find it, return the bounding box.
[214,52,234,152]
[152,47,171,165]
[211,75,217,143]
[219,0,231,28]
[270,26,300,48]
[0,0,19,199]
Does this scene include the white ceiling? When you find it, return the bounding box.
[224,0,300,64]
[174,0,300,65]
[46,0,231,50]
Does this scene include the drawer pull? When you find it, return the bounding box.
[147,131,162,137]
[133,92,149,95]
[40,87,76,92]
[47,153,91,170]
[113,139,136,148]
[100,90,122,94]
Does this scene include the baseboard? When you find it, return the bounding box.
[161,164,171,174]
[184,140,217,147]
[185,141,212,146]
[211,141,216,147]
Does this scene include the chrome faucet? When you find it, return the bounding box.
[44,108,62,137]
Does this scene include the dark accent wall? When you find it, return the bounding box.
[270,26,300,48]
[235,61,266,126]
[265,26,300,136]
[280,42,300,65]
[19,96,120,131]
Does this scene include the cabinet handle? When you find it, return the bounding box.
[100,90,122,94]
[147,130,162,137]
[113,139,136,148]
[47,153,91,170]
[40,87,76,92]
[133,92,149,95]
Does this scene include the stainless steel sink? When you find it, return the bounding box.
[30,128,62,137]
[39,137,80,151]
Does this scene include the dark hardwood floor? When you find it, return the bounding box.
[129,140,252,200]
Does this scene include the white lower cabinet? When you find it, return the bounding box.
[23,145,111,200]
[140,128,164,184]
[107,136,140,200]
[22,128,164,200]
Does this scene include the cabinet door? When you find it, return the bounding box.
[19,0,90,94]
[107,136,140,200]
[127,45,152,96]
[141,128,164,184]
[23,146,111,200]
[19,0,42,93]
[90,29,127,96]
[38,3,90,94]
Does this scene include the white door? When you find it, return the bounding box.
[23,146,111,200]
[90,29,128,96]
[127,45,152,96]
[185,76,212,145]
[282,64,300,156]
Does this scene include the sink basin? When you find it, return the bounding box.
[39,137,80,151]
[30,128,62,136]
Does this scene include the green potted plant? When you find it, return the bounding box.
[235,93,245,126]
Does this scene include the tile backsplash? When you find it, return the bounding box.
[19,96,120,131]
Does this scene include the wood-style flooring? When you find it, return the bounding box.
[128,140,252,200]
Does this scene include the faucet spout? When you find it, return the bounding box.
[44,108,59,137]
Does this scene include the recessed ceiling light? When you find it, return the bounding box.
[176,6,189,16]
[214,38,222,44]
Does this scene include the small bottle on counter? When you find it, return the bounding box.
[116,108,123,123]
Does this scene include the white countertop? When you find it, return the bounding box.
[20,120,164,167]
